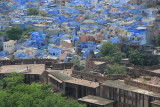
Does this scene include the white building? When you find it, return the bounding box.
[3,40,17,54]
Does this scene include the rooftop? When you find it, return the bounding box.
[65,78,99,88]
[151,100,160,105]
[78,95,114,106]
[149,69,160,74]
[47,69,99,88]
[0,64,45,75]
[47,70,73,81]
[134,76,160,87]
[93,61,106,65]
[102,80,160,98]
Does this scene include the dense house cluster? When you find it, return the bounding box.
[0,0,160,107]
[0,0,159,61]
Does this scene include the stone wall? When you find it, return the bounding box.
[52,63,74,70]
[128,65,160,71]
[0,59,74,70]
[127,65,160,78]
[85,58,114,71]
[72,71,128,82]
[65,82,97,99]
[124,79,160,93]
[96,85,160,107]
[0,59,57,65]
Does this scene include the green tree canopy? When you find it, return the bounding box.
[70,59,80,66]
[27,7,39,16]
[0,73,86,107]
[1,73,24,89]
[142,54,159,66]
[0,32,5,36]
[104,64,127,75]
[70,59,84,70]
[128,49,160,66]
[128,49,144,65]
[156,34,160,46]
[99,42,125,62]
[6,27,23,40]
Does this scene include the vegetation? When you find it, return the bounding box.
[6,27,23,40]
[143,76,151,80]
[0,73,86,107]
[147,2,157,7]
[99,42,125,62]
[128,49,144,65]
[104,64,127,75]
[21,28,35,38]
[27,7,39,16]
[3,27,34,41]
[128,49,159,66]
[41,13,47,17]
[143,54,159,66]
[70,59,84,70]
[0,32,5,36]
[156,34,160,46]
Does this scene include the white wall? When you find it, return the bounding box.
[3,40,17,54]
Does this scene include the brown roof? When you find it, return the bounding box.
[65,78,99,88]
[78,95,114,105]
[149,69,160,74]
[151,100,160,105]
[0,64,45,75]
[47,69,99,88]
[103,80,160,98]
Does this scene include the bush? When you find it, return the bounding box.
[99,42,125,62]
[104,64,127,75]
[27,7,39,16]
[6,27,23,40]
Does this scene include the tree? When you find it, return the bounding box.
[22,28,35,38]
[0,32,5,36]
[128,49,160,66]
[1,73,24,89]
[99,42,125,62]
[70,59,83,70]
[156,34,160,46]
[104,64,127,74]
[128,49,144,65]
[143,54,159,66]
[0,73,86,107]
[27,7,39,16]
[6,27,23,40]
[41,13,47,17]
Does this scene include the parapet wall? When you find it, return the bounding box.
[0,59,74,70]
[72,71,128,82]
[0,59,57,65]
[127,65,160,78]
[85,58,114,71]
[134,65,160,70]
[124,79,160,93]
[89,58,110,62]
[52,63,74,70]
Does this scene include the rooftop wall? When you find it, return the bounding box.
[72,70,128,82]
[85,58,114,71]
[0,59,57,65]
[124,79,160,93]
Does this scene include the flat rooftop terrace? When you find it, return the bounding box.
[149,69,160,74]
[78,95,114,106]
[151,100,160,106]
[0,64,45,75]
[103,80,160,98]
[47,69,99,88]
